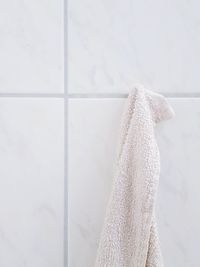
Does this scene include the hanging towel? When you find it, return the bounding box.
[95,85,174,267]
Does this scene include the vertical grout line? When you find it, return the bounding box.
[64,0,68,265]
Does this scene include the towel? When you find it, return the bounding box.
[95,85,174,267]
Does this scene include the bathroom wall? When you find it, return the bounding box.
[0,1,64,266]
[69,1,200,267]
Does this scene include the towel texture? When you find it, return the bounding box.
[95,85,174,267]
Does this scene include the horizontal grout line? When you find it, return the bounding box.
[0,92,199,98]
[0,93,64,98]
[68,93,200,98]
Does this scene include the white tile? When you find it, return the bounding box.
[156,99,200,267]
[69,0,200,94]
[68,99,125,267]
[0,99,64,267]
[0,0,63,93]
[68,98,200,267]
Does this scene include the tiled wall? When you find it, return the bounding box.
[2,0,200,266]
[0,1,64,267]
[69,1,200,267]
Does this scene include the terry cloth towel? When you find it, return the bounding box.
[95,85,174,267]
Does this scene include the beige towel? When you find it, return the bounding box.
[95,85,174,267]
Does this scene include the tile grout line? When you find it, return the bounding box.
[0,93,199,98]
[64,0,68,265]
[68,93,200,98]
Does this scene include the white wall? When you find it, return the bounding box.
[68,1,200,267]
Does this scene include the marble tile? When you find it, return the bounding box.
[68,99,125,267]
[0,99,64,267]
[69,0,200,94]
[156,98,200,267]
[0,0,63,93]
[68,98,200,267]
